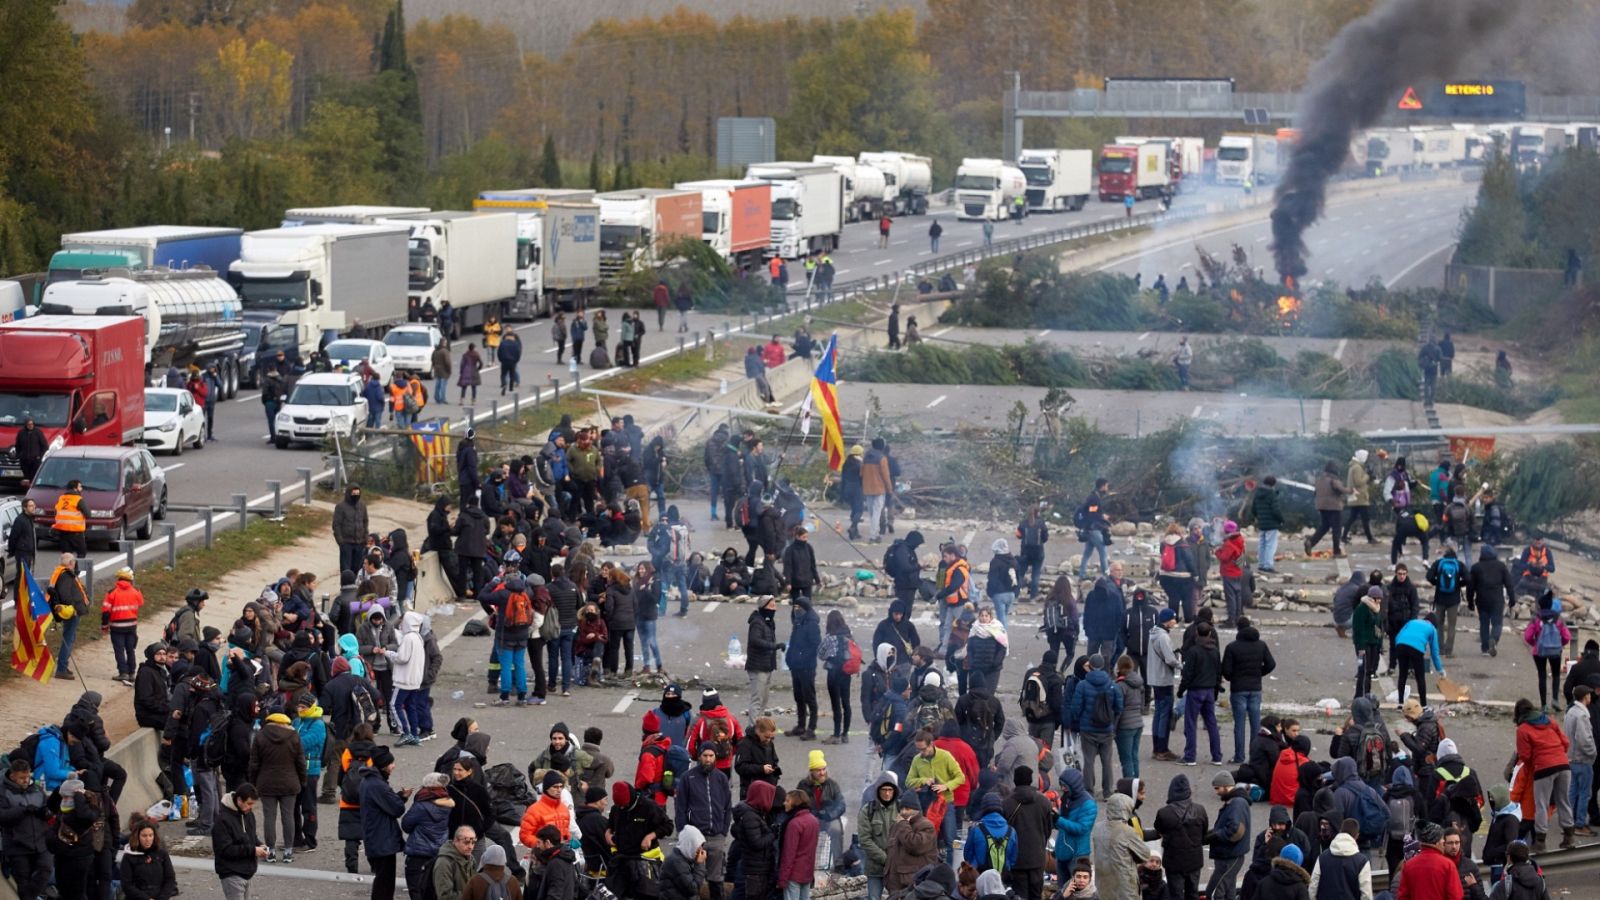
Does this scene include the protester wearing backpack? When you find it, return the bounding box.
[482,577,535,707]
[1329,758,1388,851]
[1427,546,1467,657]
[1523,591,1571,712]
[1065,654,1122,799]
[819,611,860,745]
[1383,766,1419,877]
[962,793,1017,873]
[1020,651,1064,743]
[1514,696,1574,852]
[1430,738,1485,856]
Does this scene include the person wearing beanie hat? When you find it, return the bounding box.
[636,711,675,808]
[1470,543,1514,658]
[1216,517,1248,626]
[1398,819,1460,899]
[1066,647,1121,798]
[519,767,572,848]
[577,785,611,874]
[840,444,866,540]
[356,745,408,897]
[102,565,144,682]
[962,790,1018,872]
[689,689,744,776]
[249,704,308,863]
[402,771,456,887]
[1206,769,1250,899]
[1257,840,1310,899]
[1481,785,1521,882]
[469,840,524,900]
[675,742,732,900]
[796,748,845,874]
[1002,764,1053,900]
[987,538,1019,627]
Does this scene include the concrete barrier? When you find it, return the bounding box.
[106,725,166,823]
[413,549,455,612]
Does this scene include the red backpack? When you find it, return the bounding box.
[503,591,533,628]
[1161,543,1178,572]
[842,639,863,675]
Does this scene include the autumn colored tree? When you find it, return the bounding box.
[203,37,294,140]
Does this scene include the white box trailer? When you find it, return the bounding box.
[1018,148,1093,212]
[282,206,430,226]
[1364,130,1418,174]
[744,162,844,259]
[381,211,518,332]
[1215,134,1280,186]
[1414,129,1468,167]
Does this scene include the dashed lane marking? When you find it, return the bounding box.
[926,395,947,409]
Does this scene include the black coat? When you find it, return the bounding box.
[1000,785,1054,869]
[452,505,490,559]
[13,427,48,467]
[1468,556,1514,613]
[782,540,820,591]
[660,848,706,900]
[1177,637,1222,695]
[133,659,172,729]
[1220,626,1276,693]
[120,848,178,900]
[1152,776,1209,875]
[212,794,260,880]
[533,846,578,900]
[745,610,778,674]
[732,735,781,799]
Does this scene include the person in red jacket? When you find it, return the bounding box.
[1514,696,1574,851]
[103,566,145,683]
[934,720,979,810]
[1215,521,1247,627]
[762,337,786,371]
[1270,735,1311,809]
[689,689,745,775]
[637,710,673,809]
[1394,820,1463,900]
[778,790,820,900]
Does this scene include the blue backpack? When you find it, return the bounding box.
[1435,557,1461,595]
[1347,784,1390,845]
[1537,617,1566,657]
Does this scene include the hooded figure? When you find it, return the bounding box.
[731,781,779,899]
[992,719,1037,782]
[661,824,707,900]
[962,793,1017,872]
[1054,769,1098,866]
[1092,793,1152,900]
[873,601,921,661]
[860,772,902,882]
[1153,774,1208,881]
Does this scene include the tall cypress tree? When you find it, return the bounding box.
[539,135,562,188]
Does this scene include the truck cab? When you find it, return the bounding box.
[0,316,147,488]
[954,159,1026,221]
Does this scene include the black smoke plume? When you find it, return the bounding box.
[1270,0,1515,281]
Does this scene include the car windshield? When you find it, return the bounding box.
[324,341,371,361]
[386,331,432,348]
[289,384,355,406]
[0,393,71,427]
[34,457,120,492]
[145,393,179,413]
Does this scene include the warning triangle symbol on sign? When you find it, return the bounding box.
[1397,87,1423,110]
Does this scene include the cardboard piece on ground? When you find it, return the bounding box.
[1437,675,1472,703]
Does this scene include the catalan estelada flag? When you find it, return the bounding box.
[11,562,56,683]
[800,333,845,472]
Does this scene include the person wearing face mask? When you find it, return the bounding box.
[746,596,781,721]
[675,745,732,900]
[333,486,370,577]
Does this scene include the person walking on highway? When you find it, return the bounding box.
[483,316,502,354]
[431,339,452,405]
[333,485,370,577]
[1174,335,1192,388]
[675,284,693,333]
[618,314,636,367]
[103,566,144,684]
[570,312,588,366]
[981,220,994,249]
[630,311,645,368]
[51,480,90,558]
[11,416,49,484]
[5,498,37,579]
[497,331,522,395]
[550,312,568,364]
[878,215,891,249]
[456,343,482,405]
[653,280,671,331]
[262,356,286,440]
[1123,194,1135,219]
[928,220,942,254]
[1303,461,1352,558]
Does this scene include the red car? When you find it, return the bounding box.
[25,445,168,549]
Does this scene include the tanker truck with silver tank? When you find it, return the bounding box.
[857,152,931,216]
[37,268,248,392]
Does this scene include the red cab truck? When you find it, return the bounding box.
[0,316,147,488]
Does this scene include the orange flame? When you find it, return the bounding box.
[1229,289,1243,303]
[1276,294,1302,318]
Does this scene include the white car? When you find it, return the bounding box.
[325,339,394,385]
[383,324,444,373]
[274,372,365,449]
[142,387,206,455]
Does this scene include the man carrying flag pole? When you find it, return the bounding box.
[12,561,57,684]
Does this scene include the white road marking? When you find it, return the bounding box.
[891,240,908,246]
[611,691,639,714]
[929,327,953,338]
[1254,236,1267,243]
[835,269,852,275]
[1385,241,1458,289]
[1137,332,1151,341]
[235,393,260,404]
[926,395,947,409]
[1037,330,1052,338]
[1191,405,1203,418]
[543,346,558,353]
[162,463,185,473]
[957,241,975,247]
[1324,267,1336,275]
[1333,338,1348,361]
[1319,399,1332,434]
[703,601,721,612]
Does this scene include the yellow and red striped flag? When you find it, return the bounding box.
[799,334,846,472]
[11,562,57,683]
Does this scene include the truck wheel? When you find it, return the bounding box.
[136,514,153,541]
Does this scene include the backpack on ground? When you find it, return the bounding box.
[974,823,1009,873]
[200,710,232,769]
[1435,557,1461,595]
[1092,687,1116,729]
[1356,724,1389,781]
[503,590,534,628]
[1537,618,1565,657]
[842,639,863,675]
[1021,673,1051,721]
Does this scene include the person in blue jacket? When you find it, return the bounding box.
[1207,771,1252,900]
[963,793,1017,872]
[1054,769,1098,869]
[30,725,74,791]
[1064,654,1122,800]
[785,595,822,739]
[1394,609,1445,709]
[361,373,385,429]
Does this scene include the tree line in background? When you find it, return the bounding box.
[4,0,1597,275]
